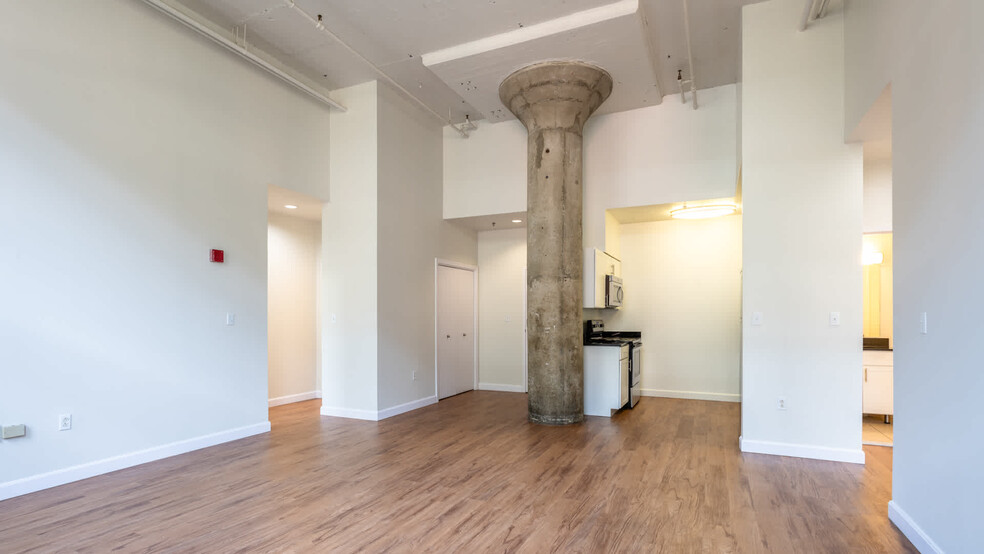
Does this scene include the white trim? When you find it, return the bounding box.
[435,258,478,273]
[377,395,438,420]
[641,389,741,403]
[739,436,866,464]
[522,266,528,393]
[434,259,479,400]
[319,395,439,421]
[478,383,525,393]
[268,390,321,407]
[319,405,379,421]
[888,500,943,554]
[0,421,270,501]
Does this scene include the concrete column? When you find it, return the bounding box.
[499,61,612,425]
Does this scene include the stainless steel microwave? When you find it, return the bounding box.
[605,275,623,308]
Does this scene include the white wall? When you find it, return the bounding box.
[322,81,477,419]
[442,84,740,250]
[846,1,983,551]
[268,213,321,404]
[0,1,331,498]
[478,217,741,401]
[604,216,742,402]
[583,84,740,251]
[477,228,527,391]
[444,121,527,219]
[740,1,864,463]
[321,82,379,417]
[863,153,892,234]
[377,83,478,412]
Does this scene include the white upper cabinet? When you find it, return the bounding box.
[584,248,621,309]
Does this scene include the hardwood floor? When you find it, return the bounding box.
[0,392,915,552]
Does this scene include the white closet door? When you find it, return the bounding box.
[455,267,475,395]
[437,265,475,399]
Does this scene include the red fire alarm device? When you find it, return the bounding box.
[210,249,225,263]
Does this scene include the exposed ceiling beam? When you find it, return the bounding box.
[421,0,637,67]
[637,3,665,104]
[284,1,450,124]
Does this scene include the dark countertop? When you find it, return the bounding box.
[863,337,891,351]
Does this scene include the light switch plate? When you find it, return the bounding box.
[226,313,236,326]
[829,311,841,326]
[2,424,26,439]
[751,312,763,326]
[920,312,928,334]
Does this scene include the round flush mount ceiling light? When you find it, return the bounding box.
[284,204,298,209]
[669,204,737,219]
[862,251,884,265]
[512,219,522,223]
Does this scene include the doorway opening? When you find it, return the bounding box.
[863,232,893,445]
[435,260,477,400]
[267,185,322,412]
[856,85,894,447]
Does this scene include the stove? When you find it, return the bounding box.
[584,320,642,408]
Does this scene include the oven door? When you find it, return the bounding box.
[605,275,623,308]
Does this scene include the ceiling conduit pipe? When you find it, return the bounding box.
[140,0,346,111]
[284,0,454,127]
[682,0,697,110]
[799,0,829,32]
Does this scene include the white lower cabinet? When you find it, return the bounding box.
[584,344,629,417]
[862,350,893,416]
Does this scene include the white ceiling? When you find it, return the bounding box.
[268,184,322,221]
[609,196,741,223]
[173,0,762,123]
[850,85,892,161]
[447,211,528,232]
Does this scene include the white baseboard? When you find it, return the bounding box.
[268,390,321,407]
[888,500,943,554]
[739,436,865,464]
[320,395,438,422]
[641,388,741,403]
[319,405,379,421]
[378,395,437,420]
[0,421,271,502]
[478,383,525,393]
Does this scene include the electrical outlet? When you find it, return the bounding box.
[58,414,72,431]
[777,397,787,410]
[412,370,417,381]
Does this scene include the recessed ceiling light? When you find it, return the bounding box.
[669,204,737,219]
[512,219,522,223]
[284,204,298,209]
